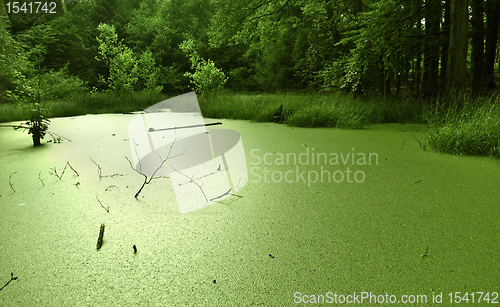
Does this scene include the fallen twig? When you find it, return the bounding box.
[66,162,79,176]
[49,161,78,180]
[38,171,44,187]
[125,135,182,198]
[46,130,72,143]
[96,194,109,213]
[0,272,18,291]
[96,223,105,250]
[422,244,429,258]
[8,172,17,193]
[105,185,118,191]
[90,158,123,179]
[49,166,64,180]
[148,122,222,132]
[171,166,208,202]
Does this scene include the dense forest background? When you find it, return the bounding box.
[1,0,500,104]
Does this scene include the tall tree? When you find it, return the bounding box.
[471,0,485,96]
[484,0,500,89]
[444,0,469,100]
[440,0,450,92]
[414,0,422,96]
[422,0,440,98]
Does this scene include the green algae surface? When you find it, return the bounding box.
[0,115,498,305]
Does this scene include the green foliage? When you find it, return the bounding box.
[0,16,30,104]
[96,23,138,94]
[137,50,163,93]
[23,67,87,101]
[0,90,171,123]
[97,23,164,95]
[13,72,51,146]
[180,39,228,95]
[16,102,51,145]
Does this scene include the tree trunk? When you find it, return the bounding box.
[440,0,450,94]
[414,0,422,97]
[471,0,485,96]
[423,0,440,99]
[444,0,469,101]
[353,0,363,15]
[61,0,67,13]
[484,0,500,89]
[32,129,41,146]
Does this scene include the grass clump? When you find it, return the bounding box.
[0,103,25,123]
[199,92,426,129]
[424,97,500,158]
[0,91,170,123]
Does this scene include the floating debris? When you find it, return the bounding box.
[96,223,105,250]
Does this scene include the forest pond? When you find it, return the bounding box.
[0,114,498,305]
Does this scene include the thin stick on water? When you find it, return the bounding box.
[66,161,79,176]
[96,223,105,250]
[125,134,183,198]
[96,194,109,213]
[49,161,78,180]
[90,158,123,179]
[8,172,17,193]
[0,273,18,291]
[38,171,45,187]
[90,158,103,179]
[422,244,429,258]
[49,166,65,180]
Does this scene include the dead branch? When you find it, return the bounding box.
[8,172,17,193]
[49,166,65,180]
[125,134,182,198]
[105,185,118,191]
[66,161,79,176]
[46,130,72,143]
[96,223,105,250]
[96,194,109,213]
[125,156,147,198]
[49,161,77,180]
[90,158,123,179]
[0,272,18,291]
[169,165,208,202]
[38,171,44,187]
